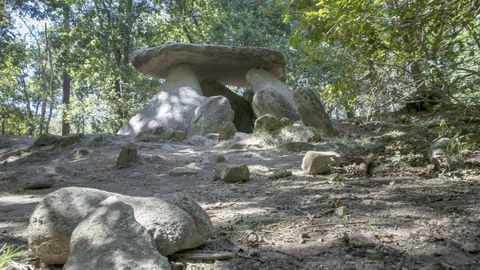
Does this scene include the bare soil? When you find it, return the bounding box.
[1,118,479,270]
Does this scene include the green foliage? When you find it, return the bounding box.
[0,244,25,268]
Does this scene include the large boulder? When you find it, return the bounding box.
[293,89,336,136]
[28,187,213,264]
[188,96,235,137]
[302,151,341,175]
[118,64,205,136]
[201,80,254,133]
[246,68,300,121]
[64,197,170,270]
[32,133,83,149]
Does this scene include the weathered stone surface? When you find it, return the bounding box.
[254,114,288,132]
[118,64,205,136]
[188,96,235,137]
[132,43,286,87]
[201,80,254,133]
[28,187,213,264]
[32,133,83,149]
[13,166,59,190]
[246,69,300,120]
[218,122,237,141]
[277,142,315,152]
[64,198,170,270]
[116,145,138,168]
[214,163,250,182]
[293,89,336,135]
[429,138,451,167]
[301,151,341,175]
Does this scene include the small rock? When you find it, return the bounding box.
[219,122,237,140]
[71,148,89,160]
[168,167,199,176]
[214,163,250,182]
[116,145,138,168]
[254,114,287,132]
[24,178,56,189]
[335,206,348,217]
[343,233,377,248]
[206,133,219,140]
[301,151,341,175]
[462,242,479,253]
[171,262,185,270]
[268,170,292,180]
[216,155,226,163]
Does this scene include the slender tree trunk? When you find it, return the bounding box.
[61,4,71,136]
[62,70,71,135]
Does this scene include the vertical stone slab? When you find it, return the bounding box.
[293,88,336,136]
[118,64,205,136]
[245,68,300,120]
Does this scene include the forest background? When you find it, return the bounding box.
[1,0,479,136]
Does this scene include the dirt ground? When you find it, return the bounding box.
[1,119,479,270]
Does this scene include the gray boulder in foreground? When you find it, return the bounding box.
[64,197,170,270]
[28,187,213,264]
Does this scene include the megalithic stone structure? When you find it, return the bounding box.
[118,43,300,136]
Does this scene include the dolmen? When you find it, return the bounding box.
[117,43,301,138]
[28,187,213,269]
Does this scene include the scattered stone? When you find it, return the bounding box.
[71,148,89,160]
[32,133,83,149]
[64,197,170,270]
[246,68,300,120]
[189,96,235,137]
[218,122,237,141]
[214,163,250,182]
[13,166,59,190]
[116,145,138,168]
[171,262,185,270]
[461,242,479,253]
[28,187,213,264]
[188,135,210,146]
[343,233,377,248]
[90,134,107,146]
[429,137,451,167]
[276,141,315,152]
[301,151,341,175]
[254,114,286,132]
[268,170,292,180]
[335,206,348,217]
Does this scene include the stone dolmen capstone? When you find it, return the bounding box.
[28,187,213,265]
[118,43,296,136]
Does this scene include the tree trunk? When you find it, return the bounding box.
[62,69,71,135]
[61,4,71,136]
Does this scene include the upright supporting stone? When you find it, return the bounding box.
[293,88,336,136]
[118,64,204,136]
[246,68,300,121]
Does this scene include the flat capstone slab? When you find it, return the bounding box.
[131,43,287,87]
